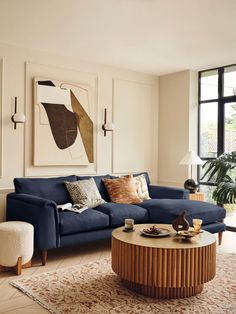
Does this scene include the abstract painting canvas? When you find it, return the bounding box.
[34,78,94,166]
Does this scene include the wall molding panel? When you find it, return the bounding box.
[111,78,158,180]
[0,58,3,178]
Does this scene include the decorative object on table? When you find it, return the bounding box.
[124,218,134,232]
[11,96,26,129]
[180,150,204,193]
[140,225,170,237]
[201,151,236,205]
[177,230,199,239]
[102,108,114,136]
[9,253,236,313]
[34,77,94,166]
[0,221,33,275]
[172,211,190,232]
[192,218,203,232]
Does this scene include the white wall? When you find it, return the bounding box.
[158,70,198,187]
[0,43,158,221]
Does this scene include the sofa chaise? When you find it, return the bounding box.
[6,172,226,265]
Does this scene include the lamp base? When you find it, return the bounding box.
[184,179,200,194]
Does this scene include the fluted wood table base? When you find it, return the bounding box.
[112,224,216,299]
[122,280,203,299]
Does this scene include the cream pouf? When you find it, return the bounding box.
[0,221,33,274]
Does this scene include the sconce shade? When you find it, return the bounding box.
[103,122,114,131]
[179,151,203,165]
[12,112,26,124]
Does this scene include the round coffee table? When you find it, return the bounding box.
[112,224,216,299]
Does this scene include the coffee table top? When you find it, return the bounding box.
[112,223,216,249]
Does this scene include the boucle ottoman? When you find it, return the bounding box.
[0,221,33,275]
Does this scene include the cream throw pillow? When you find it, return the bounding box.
[133,174,151,200]
[65,178,106,210]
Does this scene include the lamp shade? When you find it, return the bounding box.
[179,151,203,165]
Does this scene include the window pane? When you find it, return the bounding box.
[199,162,217,184]
[199,185,216,204]
[224,66,236,97]
[225,102,236,152]
[200,102,218,158]
[200,70,218,101]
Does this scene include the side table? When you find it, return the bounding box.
[189,192,205,201]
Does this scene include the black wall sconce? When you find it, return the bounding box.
[102,108,114,136]
[11,97,26,129]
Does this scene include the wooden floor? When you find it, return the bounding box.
[0,231,236,314]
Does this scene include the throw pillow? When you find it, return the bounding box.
[65,178,106,210]
[133,174,151,200]
[103,177,142,204]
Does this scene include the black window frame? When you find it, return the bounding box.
[198,63,236,189]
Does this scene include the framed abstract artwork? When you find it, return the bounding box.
[34,77,94,166]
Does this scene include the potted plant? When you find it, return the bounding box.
[201,151,236,205]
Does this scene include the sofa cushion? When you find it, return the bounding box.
[103,177,142,204]
[59,209,109,235]
[133,174,150,200]
[14,175,77,204]
[77,175,111,201]
[134,172,151,185]
[65,178,106,209]
[201,222,226,233]
[138,199,226,225]
[95,203,148,227]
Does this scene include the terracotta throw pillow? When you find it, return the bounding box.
[103,177,142,204]
[133,174,151,200]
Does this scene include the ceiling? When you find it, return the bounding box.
[0,0,236,75]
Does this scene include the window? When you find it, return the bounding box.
[198,64,236,229]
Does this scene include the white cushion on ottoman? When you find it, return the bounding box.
[0,221,34,267]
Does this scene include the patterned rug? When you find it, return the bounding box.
[10,252,236,314]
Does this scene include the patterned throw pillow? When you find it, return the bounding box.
[102,177,142,204]
[133,174,151,200]
[65,178,106,210]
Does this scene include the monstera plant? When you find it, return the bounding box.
[201,151,236,205]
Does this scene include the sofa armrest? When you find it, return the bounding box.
[6,193,59,250]
[148,185,189,199]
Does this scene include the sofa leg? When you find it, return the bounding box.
[218,232,223,245]
[41,250,47,266]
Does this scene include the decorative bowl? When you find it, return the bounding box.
[177,230,199,238]
[140,226,170,238]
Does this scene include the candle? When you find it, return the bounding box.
[192,219,202,232]
[125,218,134,231]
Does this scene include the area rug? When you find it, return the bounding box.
[10,252,236,314]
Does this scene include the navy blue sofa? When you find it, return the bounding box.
[6,172,226,265]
